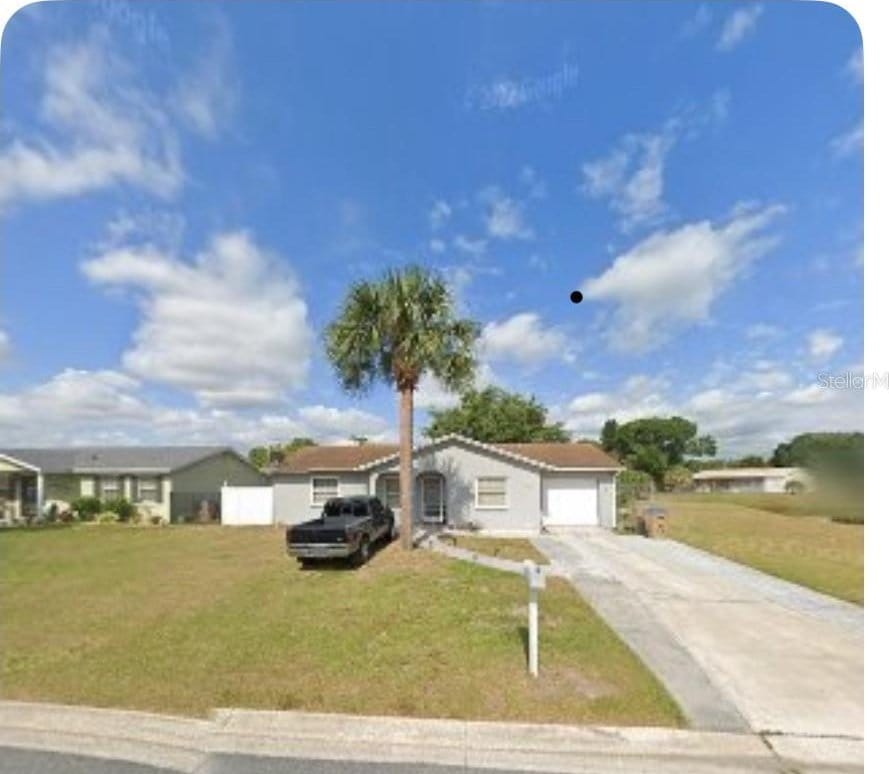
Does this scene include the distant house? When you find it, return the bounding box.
[268,433,621,533]
[0,447,266,523]
[692,467,813,494]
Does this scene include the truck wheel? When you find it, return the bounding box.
[353,536,371,567]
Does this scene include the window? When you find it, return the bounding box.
[311,477,339,506]
[136,477,160,503]
[100,476,121,499]
[80,478,95,497]
[475,477,507,509]
[380,476,400,509]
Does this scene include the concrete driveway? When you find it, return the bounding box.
[534,530,863,738]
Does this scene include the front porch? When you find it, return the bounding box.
[0,455,43,525]
[373,471,449,526]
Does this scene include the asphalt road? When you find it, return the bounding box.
[0,748,532,774]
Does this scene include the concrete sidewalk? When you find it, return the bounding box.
[0,701,863,774]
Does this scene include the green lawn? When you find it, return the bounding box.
[661,494,863,604]
[0,525,681,726]
[448,535,549,565]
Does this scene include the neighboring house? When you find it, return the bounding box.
[692,467,813,494]
[269,434,621,533]
[0,447,266,523]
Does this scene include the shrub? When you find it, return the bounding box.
[71,496,102,521]
[43,503,59,524]
[663,466,693,492]
[103,497,137,523]
[617,469,654,507]
[97,511,119,524]
[785,479,806,495]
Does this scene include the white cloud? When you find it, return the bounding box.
[808,329,843,361]
[480,188,534,240]
[295,405,390,440]
[581,204,784,352]
[428,238,447,254]
[0,370,151,444]
[681,5,713,38]
[0,368,393,447]
[831,122,863,157]
[428,200,453,229]
[82,230,312,408]
[452,235,487,257]
[580,93,729,231]
[745,323,781,340]
[0,28,183,209]
[558,374,674,435]
[480,313,572,367]
[846,47,863,82]
[717,4,764,52]
[172,21,238,139]
[0,330,9,362]
[414,374,461,411]
[556,366,862,457]
[581,132,673,231]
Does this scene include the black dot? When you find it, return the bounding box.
[570,290,583,304]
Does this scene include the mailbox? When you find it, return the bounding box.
[523,560,547,591]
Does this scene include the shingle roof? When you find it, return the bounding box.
[495,442,620,469]
[272,444,399,474]
[272,436,619,474]
[0,446,232,475]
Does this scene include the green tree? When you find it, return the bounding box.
[663,465,693,492]
[734,454,767,468]
[248,447,270,468]
[326,266,478,548]
[249,437,316,469]
[604,416,717,487]
[425,387,568,443]
[600,418,619,453]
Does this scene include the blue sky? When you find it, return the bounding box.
[0,1,863,455]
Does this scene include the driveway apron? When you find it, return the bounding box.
[534,530,863,738]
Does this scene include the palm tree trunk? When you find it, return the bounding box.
[399,387,414,550]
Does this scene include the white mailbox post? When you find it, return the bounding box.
[523,560,546,677]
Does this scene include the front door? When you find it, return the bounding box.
[419,475,445,524]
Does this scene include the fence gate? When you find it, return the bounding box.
[221,486,274,525]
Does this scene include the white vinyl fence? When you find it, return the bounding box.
[221,486,274,525]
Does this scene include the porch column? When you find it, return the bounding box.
[36,473,45,518]
[13,476,22,520]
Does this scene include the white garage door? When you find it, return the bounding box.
[543,476,598,527]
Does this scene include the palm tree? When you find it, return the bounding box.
[325,266,478,549]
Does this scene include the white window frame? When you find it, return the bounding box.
[136,477,160,503]
[474,476,508,510]
[100,476,121,500]
[311,476,340,507]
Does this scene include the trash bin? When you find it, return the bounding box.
[636,505,667,538]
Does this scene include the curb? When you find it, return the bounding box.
[0,701,864,773]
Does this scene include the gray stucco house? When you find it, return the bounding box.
[269,434,620,532]
[0,447,266,523]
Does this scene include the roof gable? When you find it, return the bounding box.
[0,446,234,474]
[272,435,619,474]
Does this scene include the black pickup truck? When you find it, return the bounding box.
[285,495,396,566]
